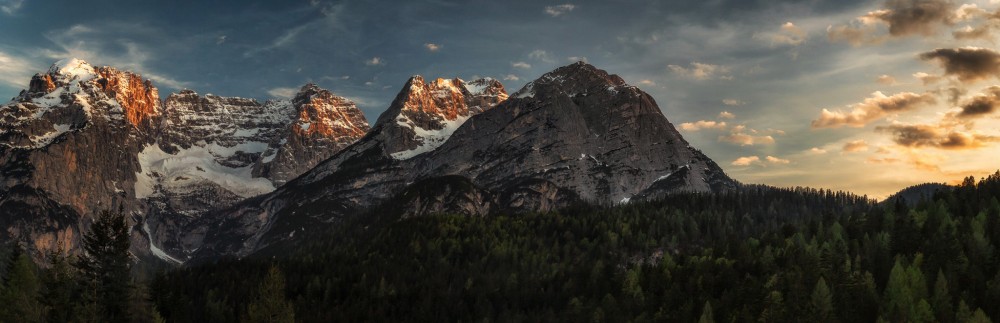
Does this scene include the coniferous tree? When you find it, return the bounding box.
[243,265,295,323]
[698,301,714,323]
[810,277,833,321]
[932,270,954,323]
[0,246,44,323]
[40,248,77,323]
[76,211,132,323]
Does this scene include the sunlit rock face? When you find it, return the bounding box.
[191,63,735,260]
[0,59,371,264]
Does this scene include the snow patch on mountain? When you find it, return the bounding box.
[390,113,471,160]
[135,142,275,199]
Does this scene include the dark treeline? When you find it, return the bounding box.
[148,176,1000,323]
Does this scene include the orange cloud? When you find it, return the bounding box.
[718,125,779,146]
[731,156,761,166]
[812,91,936,128]
[679,120,728,131]
[843,140,870,153]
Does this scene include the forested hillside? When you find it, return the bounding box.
[149,173,1000,322]
[5,174,1000,322]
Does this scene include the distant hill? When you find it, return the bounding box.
[882,183,952,207]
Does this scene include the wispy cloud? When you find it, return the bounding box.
[842,140,869,153]
[0,50,38,89]
[424,43,440,52]
[267,87,298,99]
[669,62,732,80]
[528,50,553,63]
[511,61,531,69]
[34,23,192,90]
[544,4,576,17]
[0,0,23,15]
[365,57,384,66]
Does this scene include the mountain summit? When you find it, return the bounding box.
[191,62,736,259]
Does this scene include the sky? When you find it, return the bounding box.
[2,0,1000,198]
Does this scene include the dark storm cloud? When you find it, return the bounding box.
[827,0,966,45]
[919,47,1000,84]
[867,0,957,36]
[876,123,998,149]
[958,86,1000,118]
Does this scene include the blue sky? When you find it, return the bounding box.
[3,0,1000,198]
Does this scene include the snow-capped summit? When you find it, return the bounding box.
[48,58,97,79]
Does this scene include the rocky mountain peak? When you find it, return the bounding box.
[370,75,508,160]
[512,62,627,100]
[288,83,368,139]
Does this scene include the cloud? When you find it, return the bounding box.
[679,120,728,131]
[365,57,384,66]
[503,74,520,81]
[876,123,999,149]
[0,50,39,89]
[766,156,791,164]
[1,0,23,15]
[877,74,897,85]
[919,47,1000,84]
[424,43,440,52]
[567,56,588,63]
[843,140,869,153]
[722,99,744,106]
[668,62,731,80]
[953,25,994,40]
[827,0,962,45]
[809,147,828,154]
[511,61,531,69]
[811,91,937,128]
[757,22,808,46]
[544,4,576,17]
[216,35,227,45]
[863,0,957,37]
[267,87,298,99]
[35,24,192,90]
[956,86,1000,118]
[718,111,735,119]
[719,125,774,146]
[528,50,553,62]
[827,25,884,46]
[731,156,761,166]
[638,79,656,86]
[912,72,941,85]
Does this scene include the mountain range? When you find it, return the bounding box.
[0,59,735,264]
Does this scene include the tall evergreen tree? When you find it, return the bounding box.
[76,211,132,323]
[243,265,295,323]
[0,246,44,322]
[810,277,834,321]
[698,301,714,323]
[932,270,954,323]
[40,248,77,323]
